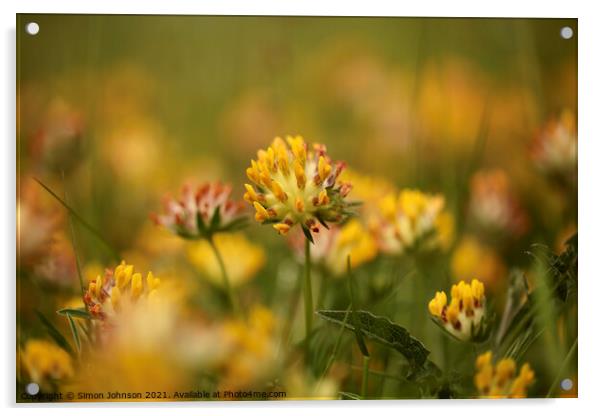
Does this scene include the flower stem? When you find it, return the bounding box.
[303,237,313,354]
[546,337,577,398]
[361,355,370,399]
[208,235,240,316]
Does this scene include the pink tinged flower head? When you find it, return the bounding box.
[530,109,577,178]
[244,135,353,242]
[468,170,528,238]
[153,182,247,239]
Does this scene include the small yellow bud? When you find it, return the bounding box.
[271,180,288,202]
[287,135,306,164]
[295,197,305,213]
[244,184,259,203]
[94,275,103,299]
[447,298,460,324]
[318,189,329,205]
[111,286,121,310]
[476,351,492,370]
[276,146,289,175]
[273,223,291,235]
[253,201,269,222]
[495,359,517,386]
[146,271,160,290]
[294,160,306,189]
[318,156,332,182]
[131,273,143,300]
[428,291,447,317]
[246,162,260,184]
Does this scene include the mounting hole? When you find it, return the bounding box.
[560,26,573,40]
[25,382,40,395]
[25,22,39,36]
[561,378,573,391]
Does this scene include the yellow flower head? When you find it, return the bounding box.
[289,219,378,277]
[84,260,161,320]
[220,305,280,390]
[187,232,266,288]
[428,279,486,341]
[21,339,74,385]
[451,236,506,292]
[153,182,247,239]
[474,351,535,398]
[373,189,453,254]
[244,136,352,241]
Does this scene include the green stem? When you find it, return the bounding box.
[361,355,370,399]
[303,238,313,354]
[208,236,240,316]
[546,337,577,398]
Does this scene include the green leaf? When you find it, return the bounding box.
[57,307,92,320]
[66,313,81,353]
[210,207,222,231]
[347,256,369,357]
[316,310,430,371]
[196,211,208,236]
[35,310,75,356]
[301,225,315,244]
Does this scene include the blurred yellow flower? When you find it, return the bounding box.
[187,233,266,288]
[21,339,74,385]
[428,279,486,342]
[339,168,395,222]
[84,260,161,321]
[451,236,506,293]
[290,219,378,277]
[219,305,281,390]
[244,135,352,239]
[474,351,535,398]
[372,189,453,254]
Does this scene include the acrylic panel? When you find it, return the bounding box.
[16,14,577,402]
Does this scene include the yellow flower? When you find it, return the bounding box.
[373,189,453,254]
[244,136,352,240]
[338,168,395,222]
[187,233,266,288]
[219,305,281,390]
[428,279,486,341]
[290,219,378,277]
[153,182,247,239]
[474,351,535,398]
[84,260,161,320]
[21,339,74,385]
[451,236,506,293]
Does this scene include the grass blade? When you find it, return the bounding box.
[35,310,74,357]
[34,178,120,262]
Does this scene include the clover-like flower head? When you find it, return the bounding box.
[531,109,577,182]
[153,182,247,239]
[288,219,378,277]
[474,351,535,398]
[244,135,352,241]
[428,279,487,342]
[373,189,453,254]
[84,260,161,320]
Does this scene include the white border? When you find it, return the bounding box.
[3,1,602,415]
